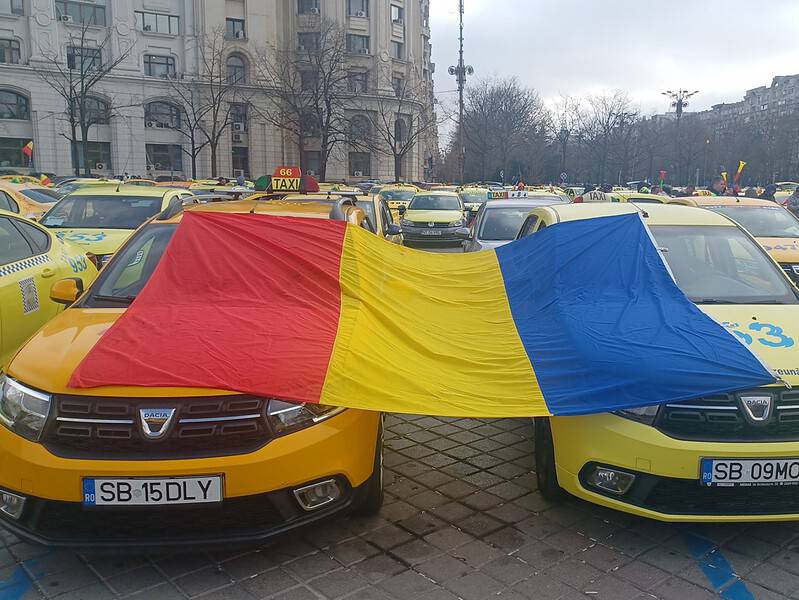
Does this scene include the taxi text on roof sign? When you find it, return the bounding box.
[488,190,528,199]
[271,166,301,192]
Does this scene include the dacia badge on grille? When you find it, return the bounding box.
[139,408,176,440]
[738,394,773,424]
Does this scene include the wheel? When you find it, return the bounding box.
[534,417,565,501]
[351,416,384,515]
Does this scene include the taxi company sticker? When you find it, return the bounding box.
[59,232,108,243]
[722,321,795,349]
[68,255,88,273]
[19,277,39,314]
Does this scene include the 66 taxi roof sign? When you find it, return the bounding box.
[271,166,301,192]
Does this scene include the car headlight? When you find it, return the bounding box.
[613,404,659,425]
[0,375,51,442]
[400,218,415,227]
[266,399,343,436]
[449,220,464,227]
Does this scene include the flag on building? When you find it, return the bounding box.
[21,141,33,158]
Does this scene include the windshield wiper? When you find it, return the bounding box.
[91,294,136,304]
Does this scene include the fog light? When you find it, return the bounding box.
[587,466,635,495]
[0,490,26,520]
[293,479,341,511]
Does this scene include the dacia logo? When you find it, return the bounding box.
[139,408,176,440]
[738,394,773,425]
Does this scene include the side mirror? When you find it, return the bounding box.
[398,205,407,215]
[50,277,84,305]
[386,224,402,236]
[455,227,471,239]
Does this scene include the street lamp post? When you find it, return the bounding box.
[661,89,699,183]
[448,0,473,184]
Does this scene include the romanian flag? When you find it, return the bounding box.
[39,174,52,187]
[21,141,33,158]
[69,212,775,417]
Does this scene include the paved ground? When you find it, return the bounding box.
[2,414,799,600]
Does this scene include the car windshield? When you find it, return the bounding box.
[708,205,799,238]
[460,190,488,203]
[380,189,415,201]
[40,195,163,229]
[20,188,61,203]
[478,207,534,241]
[83,224,177,306]
[408,195,461,211]
[650,225,798,304]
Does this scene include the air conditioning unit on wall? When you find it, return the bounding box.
[232,122,245,132]
[354,170,363,177]
[95,162,106,170]
[59,14,73,23]
[310,7,320,15]
[232,133,243,143]
[355,10,366,17]
[145,121,156,128]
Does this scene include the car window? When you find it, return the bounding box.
[0,191,19,213]
[650,225,797,304]
[380,190,415,201]
[0,217,34,265]
[708,205,799,238]
[41,195,163,229]
[517,215,539,238]
[85,224,176,306]
[20,188,61,204]
[460,190,488,203]
[380,201,393,235]
[15,221,50,254]
[408,195,461,211]
[478,207,533,241]
[354,201,377,233]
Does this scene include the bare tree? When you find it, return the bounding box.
[32,21,131,175]
[550,95,581,178]
[252,19,350,180]
[165,28,239,178]
[576,91,638,183]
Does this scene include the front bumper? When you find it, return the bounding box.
[551,413,799,521]
[402,226,463,244]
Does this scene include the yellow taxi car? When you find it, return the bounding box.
[0,180,59,220]
[377,183,420,212]
[399,191,466,246]
[39,186,196,268]
[53,178,120,196]
[458,186,489,218]
[668,196,799,285]
[577,190,668,204]
[0,210,97,367]
[0,197,383,547]
[317,183,361,194]
[776,182,799,203]
[517,202,799,521]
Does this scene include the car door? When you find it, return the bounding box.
[0,215,58,365]
[379,199,402,244]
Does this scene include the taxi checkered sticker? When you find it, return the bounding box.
[0,254,51,278]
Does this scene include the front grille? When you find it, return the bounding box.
[655,388,799,442]
[42,395,272,459]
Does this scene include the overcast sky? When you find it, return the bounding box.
[430,0,799,135]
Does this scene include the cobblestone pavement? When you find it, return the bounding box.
[3,414,799,599]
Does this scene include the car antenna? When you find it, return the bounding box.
[629,201,649,219]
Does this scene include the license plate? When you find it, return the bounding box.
[700,458,799,487]
[82,476,223,506]
[421,230,442,236]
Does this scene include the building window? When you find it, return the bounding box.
[67,46,102,70]
[394,118,407,144]
[302,150,320,175]
[232,146,249,177]
[347,35,369,55]
[300,112,318,137]
[0,39,20,64]
[349,152,370,177]
[0,138,29,167]
[2,0,24,15]
[391,41,404,60]
[347,0,368,17]
[226,18,245,39]
[71,96,110,124]
[135,11,180,34]
[0,90,29,120]
[230,102,248,131]
[297,0,319,14]
[71,141,111,171]
[226,54,246,84]
[144,54,176,78]
[392,75,404,96]
[300,70,318,91]
[391,5,403,22]
[144,101,181,128]
[145,143,182,171]
[55,0,106,26]
[348,71,368,93]
[297,32,320,52]
[349,115,370,143]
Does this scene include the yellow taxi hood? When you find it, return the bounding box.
[53,228,133,255]
[404,209,463,223]
[7,309,227,397]
[756,238,799,263]
[700,304,799,385]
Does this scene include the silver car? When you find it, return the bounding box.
[459,197,565,252]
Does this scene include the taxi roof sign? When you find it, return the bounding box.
[271,166,301,192]
[488,190,528,199]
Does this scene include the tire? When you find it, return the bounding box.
[351,416,384,516]
[534,417,566,501]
